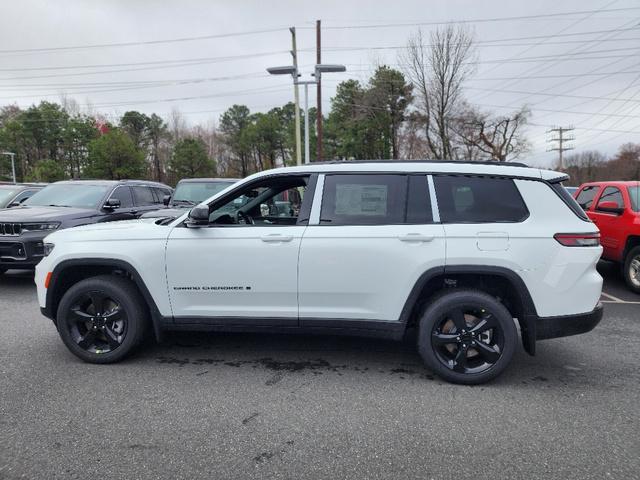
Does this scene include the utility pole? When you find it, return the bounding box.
[316,19,322,162]
[547,126,575,170]
[289,27,302,166]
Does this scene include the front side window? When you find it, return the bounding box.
[24,184,110,209]
[132,186,156,206]
[576,186,599,210]
[209,175,308,226]
[596,186,624,210]
[108,186,133,208]
[434,175,528,223]
[320,174,406,225]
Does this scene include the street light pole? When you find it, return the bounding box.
[267,63,345,165]
[297,81,316,164]
[1,151,16,183]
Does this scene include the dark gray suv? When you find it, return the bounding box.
[141,177,238,220]
[0,179,171,273]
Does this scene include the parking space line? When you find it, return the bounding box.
[601,300,640,305]
[601,291,625,302]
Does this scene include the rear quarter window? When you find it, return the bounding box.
[434,175,528,223]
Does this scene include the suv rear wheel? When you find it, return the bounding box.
[56,275,148,363]
[623,246,640,294]
[417,289,517,385]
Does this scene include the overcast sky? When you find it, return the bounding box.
[1,0,639,167]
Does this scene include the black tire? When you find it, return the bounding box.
[417,289,518,385]
[56,275,148,363]
[623,246,640,294]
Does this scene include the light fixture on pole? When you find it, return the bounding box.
[267,63,345,165]
[1,151,16,184]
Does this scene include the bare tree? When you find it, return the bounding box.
[453,106,530,161]
[400,25,476,160]
[564,150,606,185]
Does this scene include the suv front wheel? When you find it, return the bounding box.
[417,289,517,384]
[56,275,148,363]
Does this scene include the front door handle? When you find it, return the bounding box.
[398,233,435,243]
[261,234,294,243]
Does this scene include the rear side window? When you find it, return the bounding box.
[320,174,406,225]
[597,186,624,210]
[575,186,599,210]
[434,175,528,223]
[132,186,156,206]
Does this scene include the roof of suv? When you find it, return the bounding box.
[178,178,239,183]
[248,160,564,182]
[52,179,171,188]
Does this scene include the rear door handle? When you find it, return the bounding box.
[398,233,435,243]
[261,234,294,243]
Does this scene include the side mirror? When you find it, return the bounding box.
[163,194,171,206]
[7,201,20,208]
[103,198,121,211]
[597,201,624,215]
[186,204,209,227]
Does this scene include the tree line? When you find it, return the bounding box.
[0,25,635,185]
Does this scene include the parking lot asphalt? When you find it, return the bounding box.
[1,265,639,480]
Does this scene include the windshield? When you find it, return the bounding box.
[24,183,110,209]
[0,186,21,207]
[172,181,232,205]
[629,186,640,212]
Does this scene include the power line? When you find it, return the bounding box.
[297,6,640,30]
[0,27,287,55]
[0,51,288,73]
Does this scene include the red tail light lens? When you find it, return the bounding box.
[554,233,600,247]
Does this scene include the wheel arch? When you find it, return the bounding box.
[44,258,165,342]
[399,265,539,355]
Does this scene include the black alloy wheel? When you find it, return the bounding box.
[67,292,127,354]
[431,305,504,375]
[56,275,147,363]
[417,289,517,384]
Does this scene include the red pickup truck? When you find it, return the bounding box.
[574,181,640,293]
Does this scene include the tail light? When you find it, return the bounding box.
[554,232,600,247]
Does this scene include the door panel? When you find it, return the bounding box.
[166,225,305,320]
[298,224,446,321]
[298,173,446,323]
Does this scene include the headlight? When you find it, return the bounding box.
[43,243,55,256]
[20,223,60,233]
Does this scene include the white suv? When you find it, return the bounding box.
[35,161,603,384]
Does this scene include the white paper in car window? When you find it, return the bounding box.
[335,184,387,216]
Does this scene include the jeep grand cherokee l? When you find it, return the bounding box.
[35,161,603,384]
[0,179,171,273]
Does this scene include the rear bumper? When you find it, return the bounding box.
[535,303,603,340]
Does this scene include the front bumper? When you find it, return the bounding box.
[0,232,48,269]
[535,303,603,340]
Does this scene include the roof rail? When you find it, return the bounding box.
[306,159,530,168]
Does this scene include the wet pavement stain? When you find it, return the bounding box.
[155,355,435,380]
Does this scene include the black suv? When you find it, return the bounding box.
[0,179,171,272]
[0,183,45,208]
[141,177,238,220]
